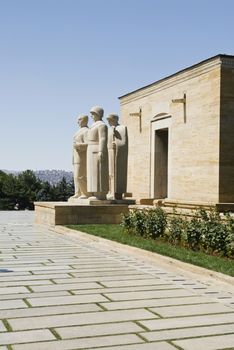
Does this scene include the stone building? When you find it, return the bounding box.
[119,54,234,209]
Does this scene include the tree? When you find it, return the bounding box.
[0,170,74,209]
[0,172,18,209]
[54,177,73,201]
[36,181,53,201]
[16,170,42,209]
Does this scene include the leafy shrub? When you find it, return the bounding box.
[194,209,233,256]
[167,215,187,246]
[145,208,167,239]
[122,208,166,238]
[121,209,147,236]
[202,220,225,254]
[224,213,234,257]
[132,210,148,236]
[122,207,234,258]
[121,211,135,234]
[185,216,204,251]
[166,209,234,256]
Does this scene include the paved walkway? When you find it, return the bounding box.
[0,211,234,350]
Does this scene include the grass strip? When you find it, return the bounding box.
[67,224,234,277]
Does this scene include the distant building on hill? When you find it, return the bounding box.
[34,170,73,185]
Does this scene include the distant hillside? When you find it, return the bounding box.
[34,170,73,185]
[1,169,73,185]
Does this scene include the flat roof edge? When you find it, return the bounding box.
[119,54,234,100]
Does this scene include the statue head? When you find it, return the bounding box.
[107,113,119,127]
[90,106,104,121]
[77,114,88,128]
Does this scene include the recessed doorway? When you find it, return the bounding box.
[150,115,171,199]
[154,128,168,198]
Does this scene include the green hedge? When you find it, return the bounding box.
[121,208,234,258]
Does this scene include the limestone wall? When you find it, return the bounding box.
[120,58,221,203]
[219,63,234,202]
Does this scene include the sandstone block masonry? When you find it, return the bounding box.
[119,54,234,205]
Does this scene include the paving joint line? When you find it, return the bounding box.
[2,319,13,332]
[169,340,184,349]
[54,225,234,288]
[22,298,32,308]
[49,328,62,340]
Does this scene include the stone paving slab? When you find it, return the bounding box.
[4,265,75,272]
[104,288,195,300]
[99,295,214,310]
[0,279,55,287]
[101,278,167,287]
[0,286,29,294]
[0,273,70,283]
[0,329,56,345]
[0,260,52,266]
[55,321,143,338]
[63,270,151,279]
[173,333,234,350]
[149,302,233,317]
[0,211,234,350]
[0,290,70,300]
[141,323,234,341]
[72,284,181,296]
[8,308,156,330]
[0,272,32,277]
[30,281,101,292]
[11,334,144,350]
[88,343,177,350]
[28,269,77,275]
[0,321,6,332]
[0,299,27,310]
[26,293,108,307]
[140,313,234,330]
[0,303,101,319]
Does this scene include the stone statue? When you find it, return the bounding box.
[107,113,128,200]
[87,106,109,200]
[71,114,89,199]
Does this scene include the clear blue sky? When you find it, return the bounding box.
[0,0,233,171]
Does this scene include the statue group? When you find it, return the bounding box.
[71,106,128,201]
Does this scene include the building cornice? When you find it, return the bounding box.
[119,54,234,105]
[221,56,234,69]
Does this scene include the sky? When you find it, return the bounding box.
[0,0,233,171]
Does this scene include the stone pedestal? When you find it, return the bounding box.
[34,202,130,226]
[68,197,115,205]
[68,197,136,206]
